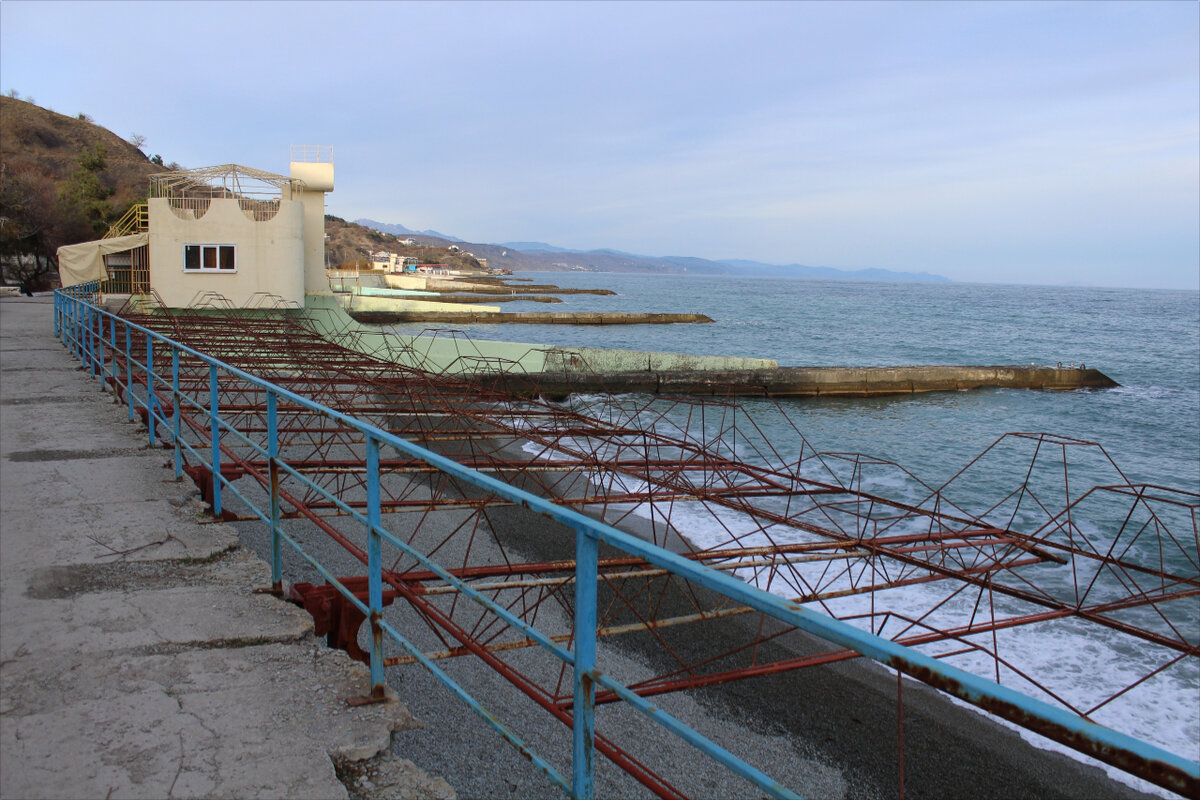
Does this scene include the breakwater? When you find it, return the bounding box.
[474,364,1119,398]
[348,310,714,325]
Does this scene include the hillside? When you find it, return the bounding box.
[0,96,169,289]
[0,95,166,210]
[324,216,487,273]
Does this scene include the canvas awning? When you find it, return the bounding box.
[56,233,148,287]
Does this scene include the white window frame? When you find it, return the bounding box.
[182,243,237,273]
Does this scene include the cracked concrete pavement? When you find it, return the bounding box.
[0,297,454,800]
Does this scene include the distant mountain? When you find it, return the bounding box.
[353,220,950,283]
[354,218,464,242]
[498,241,582,253]
[715,259,949,283]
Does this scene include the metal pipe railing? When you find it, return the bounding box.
[53,287,1200,799]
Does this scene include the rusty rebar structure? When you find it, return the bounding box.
[106,297,1199,797]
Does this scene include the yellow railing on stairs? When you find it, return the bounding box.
[103,202,148,239]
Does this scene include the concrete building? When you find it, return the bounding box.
[369,252,419,273]
[57,146,334,308]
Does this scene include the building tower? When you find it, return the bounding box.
[289,145,335,297]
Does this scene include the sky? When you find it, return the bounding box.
[1,1,1197,290]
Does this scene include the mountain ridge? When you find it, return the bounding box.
[354,219,950,282]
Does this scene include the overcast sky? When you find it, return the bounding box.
[2,1,1197,289]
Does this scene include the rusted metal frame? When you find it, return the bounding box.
[96,296,1200,796]
[383,603,761,670]
[187,345,1180,676]
[389,583,688,800]
[1096,483,1200,507]
[1103,502,1183,582]
[367,616,575,797]
[959,518,1200,652]
[1031,485,1200,588]
[542,496,1190,791]
[604,561,1046,705]
[523,427,1000,560]
[1085,651,1190,717]
[604,573,1103,705]
[326,505,691,800]
[512,418,832,499]
[879,607,1091,716]
[595,573,710,678]
[175,409,373,567]
[674,485,1198,654]
[592,669,803,800]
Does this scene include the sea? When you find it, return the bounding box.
[378,272,1200,794]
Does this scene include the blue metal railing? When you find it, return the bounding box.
[53,287,1200,799]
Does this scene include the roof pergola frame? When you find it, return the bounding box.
[150,164,306,222]
[150,164,306,202]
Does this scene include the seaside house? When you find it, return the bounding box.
[57,146,334,308]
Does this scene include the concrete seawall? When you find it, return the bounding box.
[476,364,1120,398]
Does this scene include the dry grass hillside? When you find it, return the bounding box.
[0,95,164,208]
[324,215,487,273]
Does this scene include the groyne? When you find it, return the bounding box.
[475,364,1120,398]
[348,310,714,325]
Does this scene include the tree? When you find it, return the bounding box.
[129,133,147,150]
[0,145,141,291]
[0,165,59,291]
[55,144,116,238]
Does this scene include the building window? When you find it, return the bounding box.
[183,244,236,272]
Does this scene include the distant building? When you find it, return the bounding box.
[447,244,461,252]
[370,251,400,270]
[370,252,419,273]
[57,146,335,308]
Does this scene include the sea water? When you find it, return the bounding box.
[384,273,1200,794]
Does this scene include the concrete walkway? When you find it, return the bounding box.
[0,296,453,799]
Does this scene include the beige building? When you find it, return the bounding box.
[58,146,334,308]
[369,252,419,273]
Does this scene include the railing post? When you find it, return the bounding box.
[77,299,84,358]
[209,364,222,517]
[366,436,386,696]
[572,528,598,800]
[172,347,182,478]
[145,335,157,446]
[109,315,118,401]
[125,323,134,422]
[96,312,106,391]
[74,299,83,360]
[267,390,282,594]
[53,292,61,339]
[85,304,96,378]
